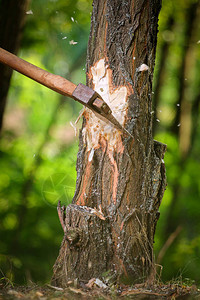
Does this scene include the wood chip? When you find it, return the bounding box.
[68,287,86,295]
[86,278,96,288]
[46,284,63,291]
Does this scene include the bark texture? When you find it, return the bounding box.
[0,0,29,132]
[52,0,166,286]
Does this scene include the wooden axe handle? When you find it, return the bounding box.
[0,47,134,137]
[0,47,76,97]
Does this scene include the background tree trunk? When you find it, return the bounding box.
[52,0,166,286]
[0,0,29,132]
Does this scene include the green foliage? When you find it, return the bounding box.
[153,0,200,285]
[0,0,91,284]
[0,0,200,286]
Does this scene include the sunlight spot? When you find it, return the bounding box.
[69,40,78,45]
[26,10,33,15]
[162,30,175,42]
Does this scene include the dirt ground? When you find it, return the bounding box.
[1,280,200,300]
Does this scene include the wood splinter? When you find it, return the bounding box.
[57,200,66,232]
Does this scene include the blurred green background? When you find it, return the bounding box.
[0,0,200,286]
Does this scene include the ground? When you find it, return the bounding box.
[0,279,200,299]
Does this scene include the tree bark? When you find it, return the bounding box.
[0,0,29,132]
[52,0,166,286]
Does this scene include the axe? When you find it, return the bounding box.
[0,47,133,138]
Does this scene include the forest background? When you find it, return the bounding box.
[0,0,200,286]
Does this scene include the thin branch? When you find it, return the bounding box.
[157,225,182,265]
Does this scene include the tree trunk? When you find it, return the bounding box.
[0,0,29,132]
[52,0,166,286]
